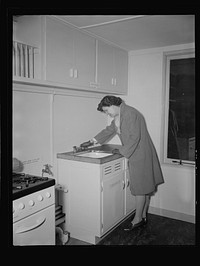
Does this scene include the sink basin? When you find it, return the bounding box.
[76,151,112,158]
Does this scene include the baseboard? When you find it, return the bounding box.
[149,206,195,224]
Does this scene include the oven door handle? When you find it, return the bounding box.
[15,217,46,234]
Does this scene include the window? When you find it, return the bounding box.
[163,49,195,166]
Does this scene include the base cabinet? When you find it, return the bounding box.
[125,169,136,215]
[57,157,135,244]
[101,161,125,234]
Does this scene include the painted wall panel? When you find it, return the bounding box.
[53,94,107,154]
[13,90,51,176]
[53,94,107,181]
[13,88,107,181]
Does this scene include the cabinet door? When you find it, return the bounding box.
[13,15,43,80]
[102,171,125,233]
[125,169,136,215]
[46,17,96,89]
[45,17,74,84]
[97,40,114,92]
[73,29,96,87]
[113,47,128,94]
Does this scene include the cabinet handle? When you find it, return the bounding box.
[90,82,98,88]
[122,180,125,190]
[15,217,46,234]
[69,68,73,78]
[74,69,78,78]
[112,78,117,86]
[127,180,130,187]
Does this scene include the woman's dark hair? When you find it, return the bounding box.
[97,96,123,112]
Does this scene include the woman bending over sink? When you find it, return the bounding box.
[80,95,164,231]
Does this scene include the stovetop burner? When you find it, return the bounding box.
[13,173,48,185]
[13,172,55,200]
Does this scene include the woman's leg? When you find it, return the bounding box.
[132,195,146,224]
[142,195,150,219]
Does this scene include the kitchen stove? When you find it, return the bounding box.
[13,173,56,245]
[13,172,55,200]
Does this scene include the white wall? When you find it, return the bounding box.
[13,83,107,178]
[13,89,52,176]
[52,93,107,178]
[125,43,195,222]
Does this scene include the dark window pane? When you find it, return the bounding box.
[167,57,195,161]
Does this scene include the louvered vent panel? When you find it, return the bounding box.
[103,165,112,175]
[13,41,38,79]
[103,160,124,177]
[114,162,122,172]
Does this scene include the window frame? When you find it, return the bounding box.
[163,48,195,167]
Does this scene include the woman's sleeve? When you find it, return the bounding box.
[94,120,116,144]
[118,112,141,159]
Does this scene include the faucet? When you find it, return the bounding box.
[42,164,53,177]
[73,146,85,153]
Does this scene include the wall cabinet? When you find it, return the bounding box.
[13,15,128,95]
[97,40,128,94]
[97,40,114,92]
[45,16,96,88]
[13,15,44,80]
[57,157,135,244]
[113,46,128,94]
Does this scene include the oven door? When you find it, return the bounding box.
[13,205,55,246]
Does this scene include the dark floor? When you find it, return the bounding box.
[96,213,195,246]
[59,213,195,246]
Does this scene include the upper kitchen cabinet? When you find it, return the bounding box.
[113,46,128,94]
[97,40,128,94]
[96,40,114,92]
[45,16,96,89]
[13,15,44,80]
[13,16,128,95]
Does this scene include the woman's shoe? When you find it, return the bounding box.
[124,219,145,231]
[142,217,148,225]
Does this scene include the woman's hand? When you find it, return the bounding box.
[80,140,94,148]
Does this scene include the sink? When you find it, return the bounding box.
[76,150,112,158]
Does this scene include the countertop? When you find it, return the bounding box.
[57,144,123,164]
